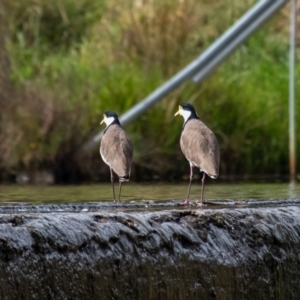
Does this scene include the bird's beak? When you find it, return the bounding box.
[174,106,182,117]
[100,115,106,125]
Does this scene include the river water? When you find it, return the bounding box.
[0,182,298,204]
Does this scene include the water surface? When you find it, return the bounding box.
[0,182,298,205]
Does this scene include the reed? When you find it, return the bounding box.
[0,0,297,181]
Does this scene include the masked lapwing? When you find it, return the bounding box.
[100,111,133,202]
[175,103,219,206]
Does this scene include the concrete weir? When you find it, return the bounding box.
[0,202,300,299]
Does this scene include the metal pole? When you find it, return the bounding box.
[79,0,288,153]
[193,0,287,82]
[289,0,297,182]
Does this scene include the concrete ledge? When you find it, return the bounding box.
[0,204,299,299]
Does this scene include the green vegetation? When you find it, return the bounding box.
[0,0,298,182]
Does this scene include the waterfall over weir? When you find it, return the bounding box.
[0,201,300,299]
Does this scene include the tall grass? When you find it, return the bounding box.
[0,0,297,181]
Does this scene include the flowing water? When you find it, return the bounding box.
[0,182,298,204]
[1,182,300,299]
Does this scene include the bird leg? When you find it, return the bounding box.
[118,181,122,203]
[182,165,193,205]
[197,172,206,207]
[110,169,116,202]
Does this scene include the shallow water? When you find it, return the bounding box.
[0,182,298,205]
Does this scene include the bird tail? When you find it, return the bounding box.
[208,173,218,179]
[119,175,130,182]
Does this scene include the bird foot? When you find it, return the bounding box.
[179,199,190,206]
[196,201,205,207]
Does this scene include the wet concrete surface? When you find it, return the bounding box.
[0,201,300,299]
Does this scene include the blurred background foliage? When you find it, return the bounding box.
[0,0,298,182]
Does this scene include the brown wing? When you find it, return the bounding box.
[100,124,133,177]
[180,119,219,178]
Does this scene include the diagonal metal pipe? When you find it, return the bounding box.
[192,0,288,82]
[80,0,288,153]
